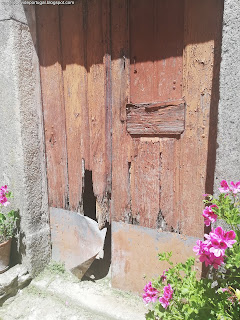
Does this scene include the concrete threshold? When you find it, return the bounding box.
[0,265,147,320]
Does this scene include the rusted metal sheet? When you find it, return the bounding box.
[50,207,106,278]
[129,0,184,104]
[126,100,185,135]
[36,6,69,208]
[111,222,201,293]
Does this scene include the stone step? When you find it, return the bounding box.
[0,266,147,320]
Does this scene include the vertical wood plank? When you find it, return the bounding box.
[111,0,131,222]
[130,139,161,228]
[129,0,154,103]
[129,0,184,104]
[36,6,69,208]
[60,3,87,211]
[178,0,223,237]
[86,0,111,227]
[160,138,178,231]
[154,0,184,102]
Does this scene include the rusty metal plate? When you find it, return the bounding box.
[111,221,201,293]
[50,207,107,278]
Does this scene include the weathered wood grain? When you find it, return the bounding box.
[177,0,223,237]
[60,3,86,211]
[36,0,222,243]
[111,0,132,222]
[129,0,184,104]
[126,101,185,135]
[111,0,185,230]
[36,6,69,208]
[86,0,111,228]
[130,139,161,228]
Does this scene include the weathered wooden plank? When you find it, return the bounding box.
[130,139,161,228]
[160,138,177,232]
[154,0,184,102]
[129,0,154,103]
[111,0,131,222]
[60,3,87,211]
[36,6,69,208]
[177,0,223,237]
[126,101,185,135]
[129,0,184,104]
[86,0,111,228]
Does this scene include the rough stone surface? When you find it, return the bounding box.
[0,1,51,276]
[0,264,31,305]
[0,0,28,25]
[214,0,240,191]
[0,268,146,320]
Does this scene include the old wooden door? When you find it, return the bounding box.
[36,0,223,292]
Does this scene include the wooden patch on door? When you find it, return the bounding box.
[126,99,185,135]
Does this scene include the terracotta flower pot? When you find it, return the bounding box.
[0,238,12,273]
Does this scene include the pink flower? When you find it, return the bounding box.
[230,181,240,194]
[0,196,9,206]
[219,180,231,193]
[202,205,218,226]
[198,248,212,267]
[0,185,8,193]
[194,226,236,269]
[142,282,159,304]
[223,230,237,248]
[209,239,227,257]
[210,255,225,269]
[159,284,173,309]
[193,240,205,255]
[0,185,10,207]
[210,227,236,248]
[160,269,168,282]
[164,284,173,300]
[159,296,170,309]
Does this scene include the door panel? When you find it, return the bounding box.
[36,0,223,292]
[112,0,185,232]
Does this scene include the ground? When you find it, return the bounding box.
[0,263,146,320]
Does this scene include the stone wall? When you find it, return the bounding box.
[0,1,51,275]
[214,0,240,190]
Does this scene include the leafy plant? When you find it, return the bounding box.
[0,185,18,243]
[143,180,240,319]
